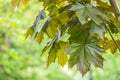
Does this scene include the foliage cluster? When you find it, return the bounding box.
[11,0,120,76]
[0,0,76,80]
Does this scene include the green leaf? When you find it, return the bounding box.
[57,48,68,67]
[41,17,51,32]
[36,31,44,44]
[46,19,59,38]
[60,33,70,42]
[25,27,34,39]
[87,6,108,24]
[67,17,79,27]
[65,37,104,76]
[76,7,88,24]
[59,4,71,13]
[32,10,46,31]
[34,17,50,44]
[70,3,84,10]
[24,0,120,76]
[47,43,60,67]
[26,10,46,40]
[89,21,106,39]
[109,21,120,33]
[42,30,62,55]
[68,24,85,42]
[70,3,88,24]
[70,3,108,25]
[96,0,114,12]
[104,39,120,54]
[57,42,68,67]
[87,6,103,25]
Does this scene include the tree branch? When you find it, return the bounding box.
[109,0,120,18]
[104,25,120,52]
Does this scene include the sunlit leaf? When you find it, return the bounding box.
[40,17,51,32]
[57,42,68,67]
[25,27,34,39]
[47,44,60,67]
[96,0,114,12]
[46,19,60,38]
[104,40,120,54]
[59,4,71,13]
[26,10,46,40]
[36,31,44,44]
[60,33,70,42]
[32,10,46,31]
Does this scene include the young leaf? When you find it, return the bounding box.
[47,44,60,67]
[57,42,68,67]
[26,10,46,40]
[96,0,114,12]
[57,48,68,67]
[104,40,120,54]
[46,41,68,67]
[36,31,44,44]
[46,19,60,38]
[41,17,51,32]
[25,27,34,39]
[33,10,46,32]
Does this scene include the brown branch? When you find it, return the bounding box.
[104,25,120,52]
[109,0,120,18]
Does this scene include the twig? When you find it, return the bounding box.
[104,25,120,52]
[109,0,120,18]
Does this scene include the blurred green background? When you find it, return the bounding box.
[0,0,120,80]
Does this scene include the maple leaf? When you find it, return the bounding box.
[70,3,108,25]
[104,39,120,54]
[25,10,49,44]
[36,31,44,44]
[47,42,68,67]
[25,27,34,39]
[89,21,106,39]
[23,0,120,76]
[65,37,104,76]
[57,42,68,67]
[47,44,59,67]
